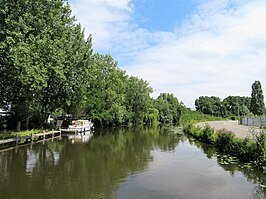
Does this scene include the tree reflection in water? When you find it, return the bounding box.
[0,127,265,199]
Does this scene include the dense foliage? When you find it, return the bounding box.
[195,95,253,118]
[154,93,182,124]
[222,96,251,116]
[195,81,265,118]
[195,96,222,117]
[0,0,183,130]
[0,0,93,130]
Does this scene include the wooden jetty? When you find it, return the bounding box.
[0,130,61,151]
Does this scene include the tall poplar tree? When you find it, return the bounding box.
[250,80,265,115]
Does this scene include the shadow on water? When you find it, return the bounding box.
[0,126,265,199]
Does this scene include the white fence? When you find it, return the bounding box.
[241,117,266,128]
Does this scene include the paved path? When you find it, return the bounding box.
[196,120,263,139]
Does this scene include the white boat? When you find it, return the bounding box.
[61,120,94,135]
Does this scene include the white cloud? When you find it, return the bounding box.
[70,0,133,49]
[70,0,266,108]
[127,0,266,107]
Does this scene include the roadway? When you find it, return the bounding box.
[196,120,263,139]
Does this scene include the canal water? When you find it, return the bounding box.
[0,127,265,199]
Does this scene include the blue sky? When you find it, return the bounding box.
[132,0,197,31]
[69,0,266,108]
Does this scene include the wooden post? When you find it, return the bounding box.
[43,131,45,145]
[16,133,19,146]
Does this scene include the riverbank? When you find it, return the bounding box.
[196,120,261,139]
[0,130,61,150]
[183,123,266,171]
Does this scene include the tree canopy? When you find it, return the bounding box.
[195,81,265,118]
[154,93,182,124]
[0,0,183,130]
[195,96,222,117]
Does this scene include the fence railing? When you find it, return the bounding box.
[240,117,266,128]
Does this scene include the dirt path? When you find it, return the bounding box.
[196,120,262,139]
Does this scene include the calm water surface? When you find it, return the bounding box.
[0,127,265,199]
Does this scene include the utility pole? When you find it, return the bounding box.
[237,103,240,124]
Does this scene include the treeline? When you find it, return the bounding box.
[195,96,251,117]
[0,0,183,130]
[195,81,265,118]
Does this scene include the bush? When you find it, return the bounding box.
[183,123,192,134]
[183,123,202,139]
[194,127,203,138]
[252,132,266,167]
[202,125,216,144]
[230,138,255,162]
[230,116,236,120]
[215,129,235,152]
[183,124,266,169]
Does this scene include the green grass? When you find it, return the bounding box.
[180,110,223,125]
[0,129,44,140]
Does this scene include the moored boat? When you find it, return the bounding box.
[61,120,94,135]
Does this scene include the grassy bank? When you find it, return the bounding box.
[0,129,45,140]
[183,124,266,171]
[180,110,224,125]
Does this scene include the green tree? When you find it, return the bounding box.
[125,76,153,124]
[250,80,265,115]
[84,54,129,126]
[58,25,93,119]
[0,0,93,130]
[154,93,182,124]
[195,96,222,117]
[0,0,51,130]
[222,96,251,116]
[1,0,185,129]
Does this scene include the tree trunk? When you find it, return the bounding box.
[25,116,30,130]
[16,120,21,132]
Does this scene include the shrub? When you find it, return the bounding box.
[230,116,236,120]
[230,138,255,162]
[193,127,202,138]
[202,125,216,144]
[215,129,235,152]
[253,132,266,167]
[183,125,266,169]
[184,123,203,139]
[183,123,192,134]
